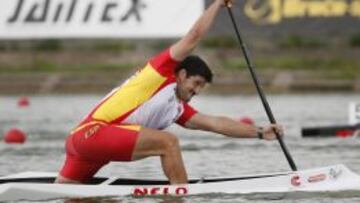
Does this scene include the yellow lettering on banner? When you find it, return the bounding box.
[244,0,282,24]
[329,0,348,16]
[283,0,307,17]
[245,0,360,24]
[268,0,283,23]
[307,1,329,17]
[350,0,360,16]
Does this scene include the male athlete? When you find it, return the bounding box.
[56,0,284,184]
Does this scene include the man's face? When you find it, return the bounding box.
[176,69,207,102]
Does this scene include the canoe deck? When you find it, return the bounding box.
[0,164,360,201]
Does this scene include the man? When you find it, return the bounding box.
[55,0,283,185]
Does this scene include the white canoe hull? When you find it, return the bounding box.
[0,164,359,201]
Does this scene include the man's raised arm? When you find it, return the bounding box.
[170,0,231,61]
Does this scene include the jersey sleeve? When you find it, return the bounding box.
[149,48,179,77]
[176,102,198,127]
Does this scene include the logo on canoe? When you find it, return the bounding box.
[133,186,188,196]
[329,168,342,180]
[291,175,301,186]
[307,173,326,183]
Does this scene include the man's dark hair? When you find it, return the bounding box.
[175,55,213,83]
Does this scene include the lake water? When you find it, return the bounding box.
[0,93,359,203]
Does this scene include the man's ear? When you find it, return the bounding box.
[177,69,187,80]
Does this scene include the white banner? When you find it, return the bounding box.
[349,102,360,125]
[0,0,204,39]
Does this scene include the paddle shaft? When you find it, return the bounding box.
[226,6,297,171]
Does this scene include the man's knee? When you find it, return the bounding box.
[161,132,180,152]
[132,128,182,159]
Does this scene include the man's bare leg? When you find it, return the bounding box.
[131,127,188,184]
[55,127,187,184]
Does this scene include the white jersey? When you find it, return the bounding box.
[123,83,184,129]
[84,48,197,129]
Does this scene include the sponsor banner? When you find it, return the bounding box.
[0,0,204,39]
[349,102,360,125]
[243,0,360,25]
[208,0,360,37]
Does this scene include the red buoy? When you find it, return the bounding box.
[17,96,30,108]
[335,130,353,138]
[239,116,255,126]
[18,96,30,107]
[4,128,27,144]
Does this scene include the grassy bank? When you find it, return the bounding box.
[0,37,359,94]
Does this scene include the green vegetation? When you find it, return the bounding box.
[34,39,62,51]
[202,36,237,49]
[222,55,359,79]
[0,40,62,52]
[0,41,21,51]
[150,40,174,52]
[0,40,137,52]
[278,35,327,49]
[93,41,135,52]
[0,37,358,81]
[0,59,135,74]
[349,33,360,47]
[31,60,133,73]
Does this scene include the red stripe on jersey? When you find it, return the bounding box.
[176,102,198,126]
[149,48,179,77]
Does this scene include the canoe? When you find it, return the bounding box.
[301,124,360,137]
[0,164,359,201]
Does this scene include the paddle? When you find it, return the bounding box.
[225,4,298,171]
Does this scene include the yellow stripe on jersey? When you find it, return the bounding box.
[117,125,141,132]
[70,121,107,135]
[92,64,167,122]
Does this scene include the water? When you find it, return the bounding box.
[0,93,359,202]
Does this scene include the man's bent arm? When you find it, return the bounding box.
[170,0,226,61]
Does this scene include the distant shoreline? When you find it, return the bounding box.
[0,40,359,94]
[1,71,358,95]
